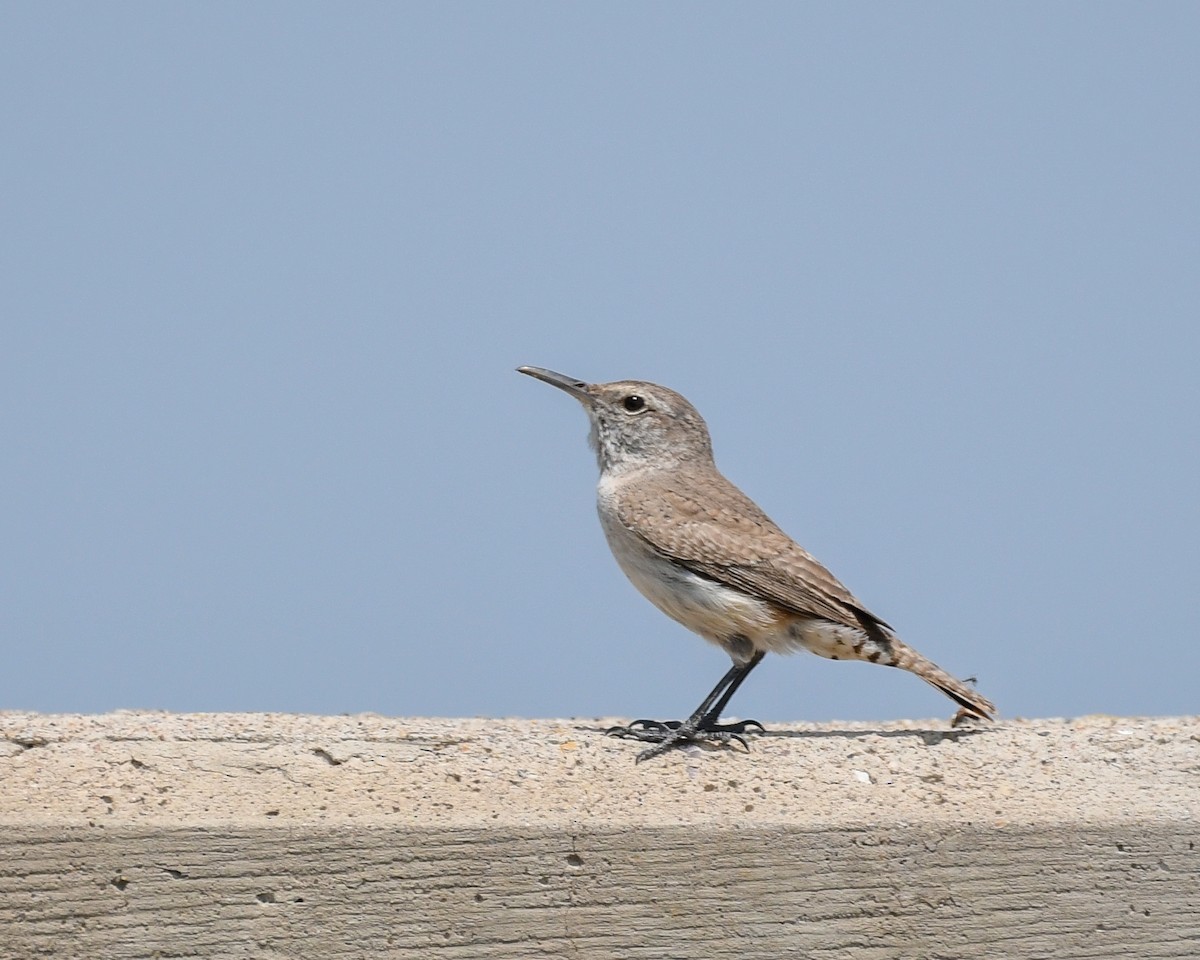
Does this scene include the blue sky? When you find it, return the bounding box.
[3,4,1197,724]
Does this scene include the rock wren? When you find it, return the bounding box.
[518,366,996,761]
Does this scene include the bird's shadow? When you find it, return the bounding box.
[755,725,990,746]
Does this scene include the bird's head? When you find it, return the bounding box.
[518,366,713,474]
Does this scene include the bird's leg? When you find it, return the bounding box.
[696,649,766,733]
[607,651,767,761]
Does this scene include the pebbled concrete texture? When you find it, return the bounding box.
[1,712,1199,958]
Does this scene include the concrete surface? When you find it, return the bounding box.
[1,712,1198,958]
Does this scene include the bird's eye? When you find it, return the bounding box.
[622,395,646,413]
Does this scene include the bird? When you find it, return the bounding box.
[518,366,996,761]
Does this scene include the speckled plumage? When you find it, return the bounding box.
[519,366,995,758]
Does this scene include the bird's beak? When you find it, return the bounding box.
[517,366,593,404]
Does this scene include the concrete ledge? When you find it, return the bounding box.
[2,712,1198,958]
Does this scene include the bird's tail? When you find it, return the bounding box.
[888,638,996,721]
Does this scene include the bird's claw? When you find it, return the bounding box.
[606,718,681,737]
[720,718,766,735]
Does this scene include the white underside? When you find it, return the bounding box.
[596,487,869,664]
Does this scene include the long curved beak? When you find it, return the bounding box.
[516,366,593,403]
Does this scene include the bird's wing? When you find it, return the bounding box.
[615,470,890,633]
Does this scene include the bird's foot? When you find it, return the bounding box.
[609,717,766,736]
[605,718,766,762]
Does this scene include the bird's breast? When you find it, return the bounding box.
[595,493,782,659]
